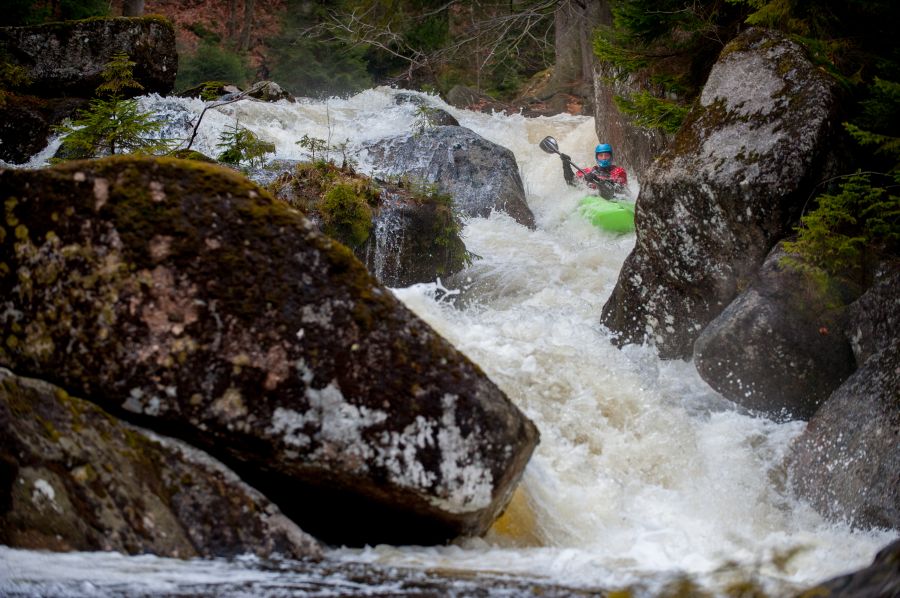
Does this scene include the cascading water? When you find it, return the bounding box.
[1,87,894,596]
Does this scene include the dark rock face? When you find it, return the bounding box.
[786,261,900,530]
[363,126,536,229]
[0,17,177,98]
[358,189,470,287]
[444,85,512,114]
[0,95,86,165]
[0,157,538,546]
[786,339,899,530]
[601,28,841,359]
[0,368,321,559]
[694,243,859,420]
[842,261,900,365]
[798,538,900,598]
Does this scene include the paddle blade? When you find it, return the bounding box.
[539,136,559,155]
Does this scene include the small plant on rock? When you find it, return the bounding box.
[296,134,329,162]
[321,183,374,246]
[216,121,275,168]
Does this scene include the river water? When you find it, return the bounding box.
[1,87,895,596]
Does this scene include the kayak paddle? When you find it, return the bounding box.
[539,136,584,171]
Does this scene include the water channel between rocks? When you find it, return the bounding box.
[2,86,894,597]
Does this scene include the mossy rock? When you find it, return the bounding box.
[0,368,321,559]
[176,81,237,100]
[0,156,538,546]
[0,17,177,98]
[268,161,471,286]
[169,149,216,162]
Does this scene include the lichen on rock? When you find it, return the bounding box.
[0,155,538,546]
[601,27,842,359]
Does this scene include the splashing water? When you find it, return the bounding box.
[2,87,894,596]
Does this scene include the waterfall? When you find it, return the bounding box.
[2,86,893,596]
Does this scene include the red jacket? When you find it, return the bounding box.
[576,165,627,186]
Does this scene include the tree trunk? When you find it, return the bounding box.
[123,0,144,16]
[227,0,240,42]
[239,0,256,52]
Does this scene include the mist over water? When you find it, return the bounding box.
[2,87,894,596]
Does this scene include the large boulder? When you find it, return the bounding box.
[785,340,900,530]
[786,262,900,530]
[0,157,538,546]
[693,243,859,420]
[363,125,536,229]
[0,17,177,98]
[0,368,321,559]
[601,28,841,358]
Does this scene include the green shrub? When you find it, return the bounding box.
[614,90,691,134]
[321,183,374,246]
[784,173,899,279]
[786,74,900,279]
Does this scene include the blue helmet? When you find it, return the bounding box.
[595,143,613,167]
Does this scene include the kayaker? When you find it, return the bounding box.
[560,143,628,199]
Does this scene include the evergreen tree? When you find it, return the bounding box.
[55,52,172,159]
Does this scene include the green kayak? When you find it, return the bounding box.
[578,196,635,233]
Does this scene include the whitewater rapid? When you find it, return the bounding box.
[2,87,894,596]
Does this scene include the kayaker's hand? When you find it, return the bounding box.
[559,153,571,164]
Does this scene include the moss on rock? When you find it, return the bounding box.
[0,155,538,547]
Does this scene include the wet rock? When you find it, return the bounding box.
[0,95,86,165]
[0,368,321,559]
[842,260,900,365]
[786,259,900,529]
[601,28,841,359]
[798,538,900,597]
[243,80,295,103]
[694,243,859,420]
[363,126,536,229]
[0,156,538,546]
[358,186,470,287]
[268,162,469,287]
[395,93,459,125]
[786,339,900,530]
[0,17,177,98]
